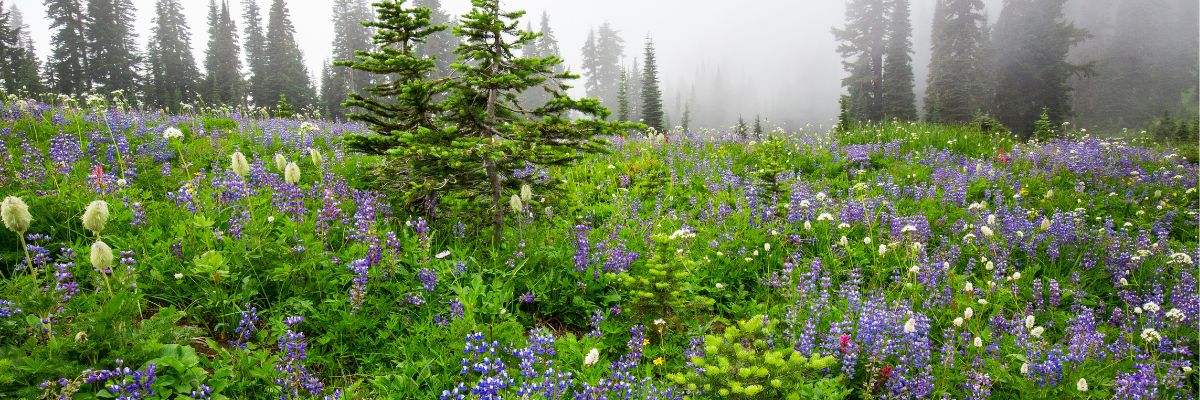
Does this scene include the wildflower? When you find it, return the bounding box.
[1168,252,1194,265]
[82,200,109,236]
[839,236,848,247]
[863,236,872,244]
[964,282,974,293]
[1,196,32,235]
[308,147,323,166]
[435,250,451,259]
[987,214,996,225]
[900,224,917,234]
[668,228,695,240]
[1030,326,1044,337]
[162,127,183,139]
[903,318,916,333]
[584,348,599,367]
[1165,308,1185,322]
[1020,363,1029,375]
[653,357,664,365]
[880,244,889,256]
[1040,217,1051,231]
[1075,378,1087,392]
[974,336,983,347]
[953,317,964,327]
[763,243,770,252]
[274,154,287,171]
[803,220,812,231]
[1143,302,1160,313]
[74,331,87,342]
[90,240,113,271]
[1012,271,1021,280]
[907,265,919,275]
[980,226,994,237]
[817,212,834,221]
[715,283,725,289]
[1140,328,1161,343]
[964,307,974,320]
[1025,315,1035,329]
[520,184,533,202]
[284,162,301,184]
[230,151,250,177]
[173,273,183,279]
[509,194,523,214]
[978,299,988,305]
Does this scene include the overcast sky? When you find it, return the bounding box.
[8,0,1006,126]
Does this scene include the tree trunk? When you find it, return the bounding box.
[485,9,504,244]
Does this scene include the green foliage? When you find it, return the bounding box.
[924,0,988,123]
[614,233,713,318]
[882,0,916,121]
[639,37,664,132]
[200,0,244,106]
[1032,107,1056,141]
[145,0,200,110]
[667,315,848,399]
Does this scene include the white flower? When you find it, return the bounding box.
[985,261,994,271]
[162,127,183,139]
[863,236,872,244]
[964,307,974,320]
[964,282,974,293]
[299,121,319,134]
[1040,217,1051,231]
[1134,307,1143,314]
[668,228,695,240]
[837,223,850,229]
[230,151,250,177]
[509,194,524,213]
[978,298,988,305]
[308,147,324,166]
[274,153,288,171]
[1165,308,1185,322]
[1140,328,1161,343]
[1025,315,1035,329]
[879,244,888,256]
[1143,302,1160,313]
[817,212,834,221]
[1020,363,1029,375]
[584,348,600,367]
[654,318,666,326]
[1012,271,1021,280]
[980,226,994,237]
[1030,326,1044,337]
[82,200,110,236]
[521,184,533,202]
[267,216,275,223]
[953,317,963,327]
[907,265,919,275]
[173,273,184,279]
[715,283,725,289]
[1169,253,1194,265]
[1077,378,1088,392]
[987,214,996,225]
[903,318,917,333]
[1,196,33,235]
[973,336,983,347]
[901,224,916,234]
[763,243,771,252]
[116,178,127,186]
[803,221,812,231]
[90,240,113,271]
[284,162,301,184]
[963,233,976,241]
[839,236,848,247]
[436,250,451,259]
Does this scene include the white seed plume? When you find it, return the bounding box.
[1,196,32,235]
[81,200,110,236]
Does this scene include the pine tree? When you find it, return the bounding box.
[343,0,627,242]
[517,11,564,111]
[639,36,664,132]
[616,68,630,122]
[628,57,641,122]
[413,0,455,77]
[243,0,267,106]
[263,0,315,111]
[992,0,1090,138]
[681,102,691,132]
[86,0,140,94]
[580,22,623,112]
[201,0,243,106]
[735,115,748,138]
[882,0,916,120]
[834,0,887,122]
[753,114,763,136]
[146,0,200,109]
[324,0,374,118]
[1,3,42,94]
[45,0,91,94]
[581,28,598,101]
[924,0,987,123]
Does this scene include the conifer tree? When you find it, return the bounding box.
[753,114,763,136]
[581,29,598,101]
[1,3,42,94]
[992,0,1090,138]
[628,57,641,122]
[834,0,887,122]
[324,0,374,118]
[639,36,664,132]
[146,0,200,109]
[735,115,748,138]
[45,0,91,94]
[681,102,691,132]
[263,0,315,111]
[201,0,243,106]
[581,23,623,111]
[616,68,630,121]
[243,0,268,105]
[882,0,916,120]
[343,0,628,242]
[87,0,140,94]
[924,0,987,123]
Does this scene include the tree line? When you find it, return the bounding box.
[836,0,1198,140]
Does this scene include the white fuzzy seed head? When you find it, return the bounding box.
[1,196,32,235]
[90,240,113,272]
[274,153,288,171]
[230,151,250,177]
[81,200,109,236]
[284,162,301,184]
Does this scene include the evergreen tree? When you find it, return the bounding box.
[753,114,763,136]
[343,0,626,242]
[992,0,1090,138]
[1,4,42,94]
[201,0,244,106]
[324,0,374,118]
[243,0,267,105]
[735,115,748,138]
[882,0,916,120]
[86,0,140,94]
[639,36,664,132]
[628,57,641,122]
[263,0,315,111]
[517,11,564,111]
[681,102,690,132]
[45,0,91,94]
[616,68,630,122]
[581,22,623,112]
[834,0,887,122]
[146,0,200,109]
[413,0,455,77]
[924,0,988,123]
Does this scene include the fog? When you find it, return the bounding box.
[7,0,1194,131]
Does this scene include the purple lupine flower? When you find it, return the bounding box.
[449,298,464,320]
[81,359,157,400]
[231,304,259,349]
[275,317,333,399]
[417,268,438,293]
[0,299,20,318]
[348,259,370,311]
[587,310,606,338]
[572,224,592,273]
[1113,363,1159,400]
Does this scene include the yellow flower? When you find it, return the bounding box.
[642,338,650,346]
[653,357,664,365]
